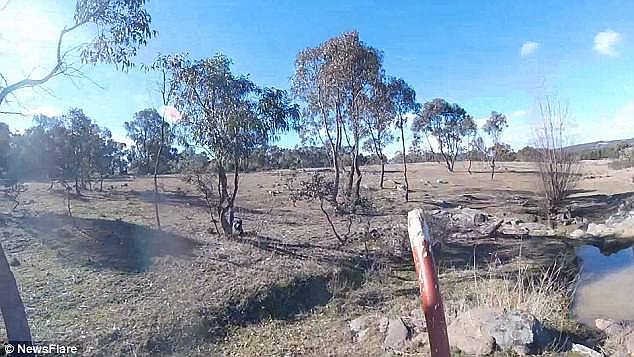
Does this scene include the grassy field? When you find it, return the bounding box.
[1,160,632,356]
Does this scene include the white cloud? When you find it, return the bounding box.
[613,101,634,133]
[510,110,527,118]
[520,41,540,57]
[594,30,622,57]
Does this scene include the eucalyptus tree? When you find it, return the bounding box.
[363,78,394,189]
[170,54,298,234]
[0,0,156,345]
[292,31,381,202]
[483,111,508,180]
[412,98,475,172]
[388,78,419,200]
[142,54,184,230]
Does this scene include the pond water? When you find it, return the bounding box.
[573,244,634,325]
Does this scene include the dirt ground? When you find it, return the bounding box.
[1,160,632,356]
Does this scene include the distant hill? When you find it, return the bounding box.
[565,138,634,152]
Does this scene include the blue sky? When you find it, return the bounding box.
[1,0,634,155]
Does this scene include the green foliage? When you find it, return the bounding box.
[1,111,127,188]
[0,0,156,106]
[124,108,176,175]
[412,98,476,171]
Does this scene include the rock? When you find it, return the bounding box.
[349,316,370,333]
[378,316,389,333]
[408,333,428,348]
[409,308,426,331]
[596,319,634,356]
[448,308,550,355]
[435,179,448,184]
[587,223,617,237]
[596,319,634,337]
[520,222,558,237]
[485,310,551,354]
[383,318,410,351]
[8,256,20,267]
[570,229,590,239]
[357,328,371,342]
[447,308,497,356]
[452,207,488,227]
[570,343,602,357]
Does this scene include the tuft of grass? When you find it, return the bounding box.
[444,252,579,337]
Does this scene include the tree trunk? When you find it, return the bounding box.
[400,124,409,202]
[217,164,233,235]
[0,243,32,346]
[153,123,165,231]
[380,161,385,189]
[468,157,473,174]
[347,150,355,196]
[354,153,362,202]
[331,149,340,203]
[74,177,80,195]
[490,157,496,180]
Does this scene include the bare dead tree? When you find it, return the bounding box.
[534,96,580,211]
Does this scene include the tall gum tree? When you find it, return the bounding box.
[170,54,298,234]
[388,78,419,201]
[292,32,381,203]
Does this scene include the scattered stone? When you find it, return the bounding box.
[383,318,410,351]
[570,343,602,357]
[570,228,590,239]
[435,179,448,184]
[587,223,616,237]
[349,316,370,333]
[8,256,20,267]
[452,207,489,226]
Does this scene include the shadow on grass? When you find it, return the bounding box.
[197,267,364,342]
[21,213,202,272]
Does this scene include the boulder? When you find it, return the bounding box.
[448,308,550,355]
[383,318,410,351]
[484,310,551,354]
[447,308,497,356]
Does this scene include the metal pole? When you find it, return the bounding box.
[407,209,450,357]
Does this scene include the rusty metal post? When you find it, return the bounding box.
[407,209,450,357]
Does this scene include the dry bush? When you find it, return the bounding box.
[608,157,634,170]
[534,97,580,211]
[290,173,375,244]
